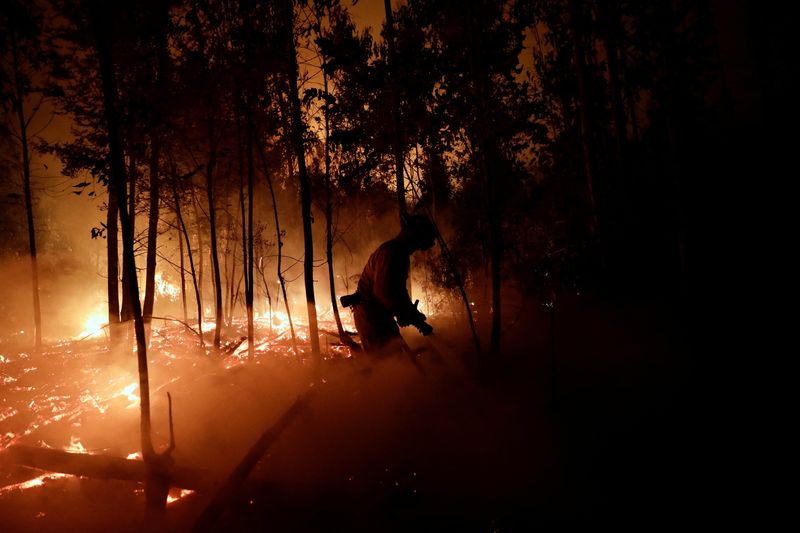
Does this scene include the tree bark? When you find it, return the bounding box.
[120,149,137,323]
[10,34,42,351]
[142,9,168,323]
[321,61,354,348]
[256,130,299,360]
[205,113,223,350]
[107,180,121,336]
[90,2,158,516]
[178,217,188,323]
[284,0,321,364]
[171,167,204,348]
[143,140,160,322]
[246,109,255,357]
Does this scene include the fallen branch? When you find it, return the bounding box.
[0,446,214,490]
[192,389,314,531]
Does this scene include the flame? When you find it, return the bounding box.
[75,311,107,339]
[0,473,72,496]
[155,272,180,300]
[167,489,195,504]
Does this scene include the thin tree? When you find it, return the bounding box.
[143,3,170,323]
[89,1,163,514]
[283,0,321,363]
[311,2,355,348]
[168,158,204,348]
[256,134,299,359]
[7,28,43,350]
[205,99,224,350]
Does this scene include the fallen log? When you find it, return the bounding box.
[0,446,216,490]
[192,389,314,531]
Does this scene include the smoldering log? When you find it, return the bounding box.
[0,446,214,490]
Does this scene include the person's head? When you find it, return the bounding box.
[400,212,437,251]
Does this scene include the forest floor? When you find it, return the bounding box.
[0,292,725,531]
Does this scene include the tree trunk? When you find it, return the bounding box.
[90,1,158,515]
[170,162,204,348]
[120,150,137,323]
[568,0,599,236]
[246,108,255,358]
[205,115,223,350]
[10,35,42,351]
[321,63,353,348]
[143,5,168,324]
[191,187,205,318]
[143,140,160,322]
[107,181,121,336]
[255,130,299,360]
[178,218,188,323]
[383,0,406,215]
[284,0,321,364]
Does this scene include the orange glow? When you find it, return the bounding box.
[155,272,180,300]
[75,310,107,339]
[64,435,88,454]
[167,489,195,504]
[0,473,72,496]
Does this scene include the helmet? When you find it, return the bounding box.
[401,212,437,250]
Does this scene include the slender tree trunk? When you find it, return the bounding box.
[90,2,160,516]
[170,164,204,348]
[143,140,160,322]
[190,188,205,317]
[178,218,188,323]
[257,257,273,336]
[568,0,599,235]
[383,0,406,215]
[143,7,168,324]
[107,182,121,335]
[255,131,299,359]
[120,150,137,323]
[246,109,255,357]
[284,0,321,364]
[321,65,352,347]
[10,35,42,351]
[205,114,223,350]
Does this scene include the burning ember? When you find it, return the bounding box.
[1,309,355,502]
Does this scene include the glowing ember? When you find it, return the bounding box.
[0,473,72,496]
[64,435,88,454]
[167,489,195,504]
[126,452,142,460]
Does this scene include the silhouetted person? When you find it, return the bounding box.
[342,213,436,354]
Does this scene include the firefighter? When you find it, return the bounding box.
[345,213,436,354]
